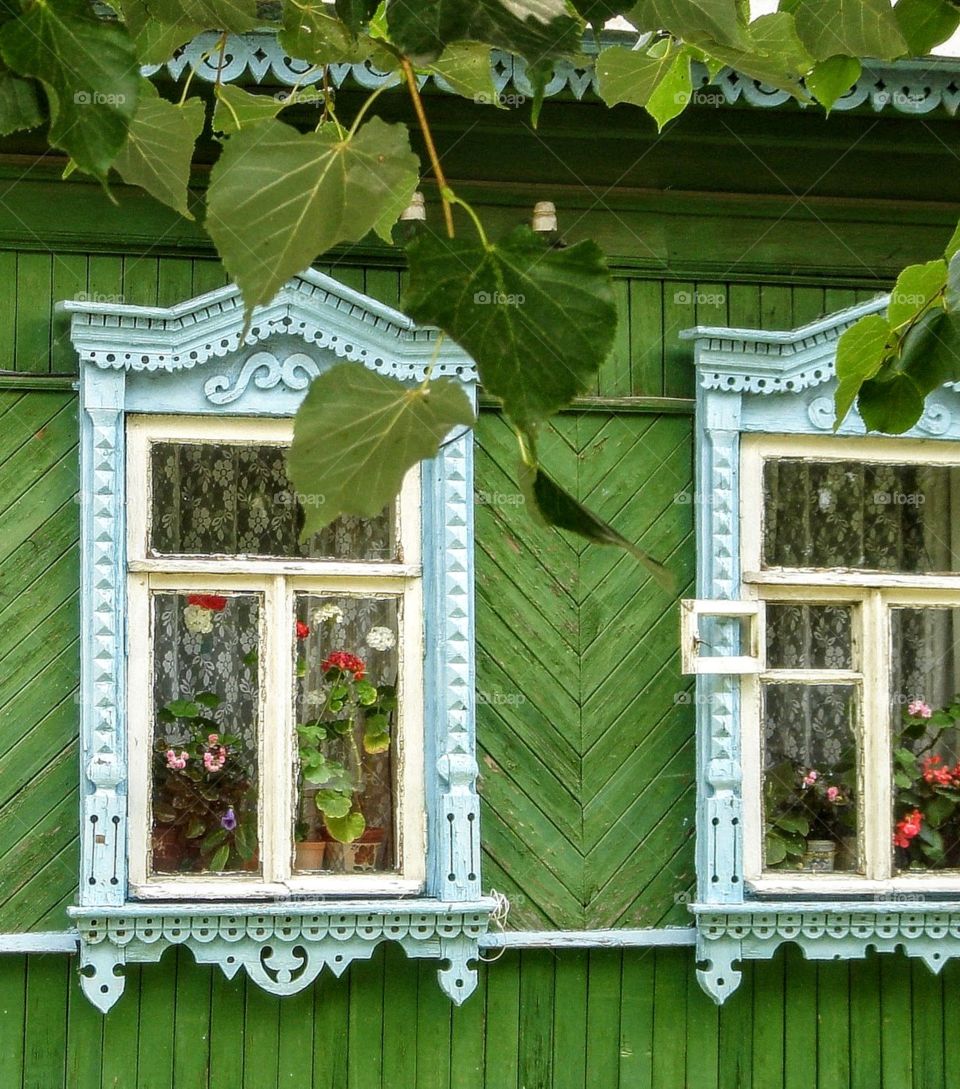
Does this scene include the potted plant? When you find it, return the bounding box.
[294,609,398,873]
[892,697,960,868]
[764,761,854,872]
[152,690,258,873]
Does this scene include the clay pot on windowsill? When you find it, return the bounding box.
[294,839,328,872]
[799,839,836,873]
[335,827,385,873]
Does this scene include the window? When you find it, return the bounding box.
[67,270,491,1012]
[740,435,960,892]
[683,297,960,1003]
[126,417,424,897]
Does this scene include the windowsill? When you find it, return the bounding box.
[129,875,426,900]
[745,874,960,897]
[70,896,497,920]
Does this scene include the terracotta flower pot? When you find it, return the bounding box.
[336,827,385,873]
[294,840,328,872]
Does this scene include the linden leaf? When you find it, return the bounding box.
[426,42,502,105]
[805,55,861,111]
[833,312,891,428]
[206,117,419,316]
[597,42,683,109]
[0,64,42,136]
[779,0,907,61]
[888,259,947,328]
[857,372,925,434]
[385,0,584,66]
[112,82,205,218]
[0,0,140,180]
[117,0,203,64]
[894,0,960,55]
[403,226,617,426]
[629,0,750,50]
[144,0,260,33]
[280,2,398,66]
[287,364,476,533]
[211,84,321,136]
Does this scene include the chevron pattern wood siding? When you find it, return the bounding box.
[0,390,80,932]
[1,946,951,1088]
[476,410,697,929]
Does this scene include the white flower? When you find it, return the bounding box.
[366,626,396,651]
[313,604,344,626]
[183,604,214,634]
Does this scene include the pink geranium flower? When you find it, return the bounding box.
[908,699,933,719]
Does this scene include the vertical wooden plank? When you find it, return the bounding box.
[816,962,850,1089]
[122,256,159,308]
[596,279,631,397]
[584,951,621,1089]
[312,970,350,1089]
[15,253,52,374]
[136,952,176,1089]
[208,969,246,1088]
[192,258,229,298]
[65,967,103,1089]
[662,282,696,398]
[277,980,315,1087]
[330,265,364,293]
[944,960,960,1089]
[749,954,784,1089]
[157,258,195,308]
[726,283,761,329]
[484,951,520,1089]
[450,963,485,1089]
[717,958,753,1089]
[99,964,142,1089]
[619,948,655,1087]
[23,955,69,1089]
[517,952,555,1089]
[824,287,858,316]
[364,268,402,308]
[0,955,26,1088]
[910,959,944,1089]
[0,251,17,369]
[348,950,385,1089]
[50,255,86,372]
[552,949,588,1089]
[879,955,912,1089]
[242,977,280,1089]
[783,947,817,1089]
[416,959,452,1089]
[686,951,720,1089]
[87,256,124,313]
[759,284,793,331]
[652,949,688,1089]
[171,951,213,1089]
[791,286,825,327]
[629,278,664,397]
[850,955,882,1089]
[381,947,418,1088]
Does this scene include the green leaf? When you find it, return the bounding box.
[628,0,750,49]
[925,793,957,827]
[0,0,140,180]
[645,52,694,129]
[212,84,309,136]
[0,64,42,136]
[832,313,891,428]
[779,0,907,61]
[764,834,788,865]
[112,82,205,218]
[164,699,200,718]
[287,363,476,533]
[185,818,205,839]
[280,2,396,65]
[385,0,584,66]
[195,691,221,708]
[947,250,960,310]
[336,0,379,34]
[425,42,501,105]
[363,730,391,754]
[316,789,353,818]
[521,462,674,586]
[897,306,960,394]
[209,844,230,871]
[571,0,634,24]
[206,117,419,316]
[888,259,947,328]
[857,371,926,434]
[805,54,861,110]
[117,0,203,64]
[324,809,366,843]
[597,42,683,109]
[200,826,229,851]
[403,226,616,425]
[894,0,960,55]
[144,0,259,33]
[696,13,813,100]
[773,814,810,835]
[945,221,960,262]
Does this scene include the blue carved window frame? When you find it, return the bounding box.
[683,297,960,1003]
[63,270,495,1011]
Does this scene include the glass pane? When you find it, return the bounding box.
[766,604,853,670]
[150,591,261,875]
[762,683,860,872]
[763,459,960,573]
[891,607,960,871]
[149,441,396,560]
[293,594,400,875]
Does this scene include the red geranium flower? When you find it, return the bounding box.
[187,594,228,611]
[894,809,923,849]
[321,651,366,680]
[296,621,310,640]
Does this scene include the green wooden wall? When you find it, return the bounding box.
[1,945,955,1089]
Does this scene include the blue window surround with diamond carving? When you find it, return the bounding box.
[683,295,960,1004]
[61,268,495,1013]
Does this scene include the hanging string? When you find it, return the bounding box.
[477,888,511,963]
